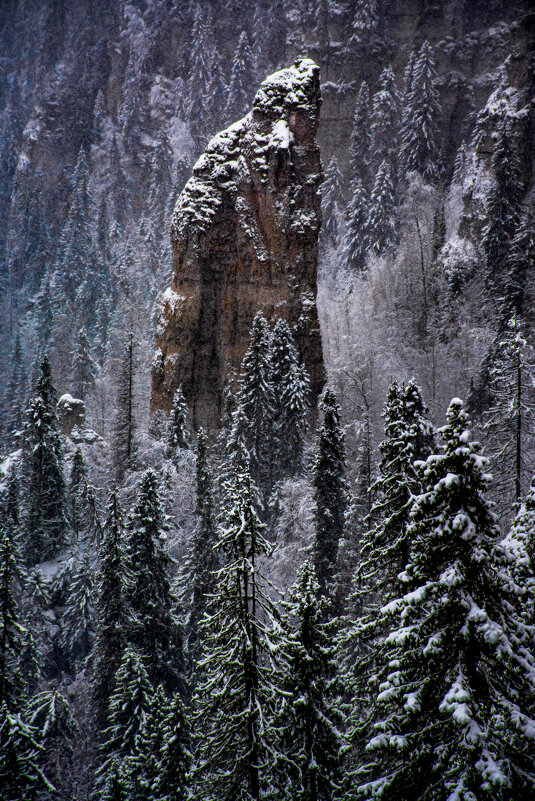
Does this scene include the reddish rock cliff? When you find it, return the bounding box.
[151,58,325,429]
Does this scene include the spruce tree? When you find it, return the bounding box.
[182,427,219,663]
[126,470,179,690]
[92,488,128,732]
[0,524,24,708]
[0,702,52,801]
[152,690,192,801]
[370,65,400,174]
[367,159,397,255]
[3,333,25,446]
[26,689,77,797]
[400,41,441,182]
[60,548,95,664]
[497,476,535,629]
[239,312,275,496]
[270,318,310,479]
[347,0,381,50]
[352,399,535,800]
[167,385,190,456]
[312,389,348,603]
[225,31,257,124]
[484,313,535,511]
[187,4,214,138]
[21,356,67,564]
[96,648,154,789]
[482,121,522,300]
[356,380,433,605]
[274,560,345,800]
[504,198,535,316]
[193,467,278,801]
[349,81,371,189]
[344,176,370,271]
[71,325,95,401]
[320,155,346,248]
[113,333,136,480]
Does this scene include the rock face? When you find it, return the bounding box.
[151,58,324,430]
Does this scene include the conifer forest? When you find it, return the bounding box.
[2,1,535,799]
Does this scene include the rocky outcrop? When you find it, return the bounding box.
[151,58,324,430]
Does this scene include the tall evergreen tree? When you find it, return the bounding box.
[3,333,25,445]
[351,399,535,799]
[182,427,219,663]
[347,0,381,50]
[320,155,346,249]
[167,385,190,456]
[113,333,136,480]
[96,648,154,790]
[0,702,52,801]
[484,313,535,511]
[503,198,535,317]
[312,389,348,603]
[367,159,397,255]
[187,4,214,138]
[239,312,275,496]
[482,121,522,300]
[21,356,67,564]
[126,470,179,689]
[225,31,257,124]
[344,176,370,271]
[60,548,95,664]
[151,691,192,801]
[273,560,345,800]
[400,41,441,181]
[26,689,77,798]
[356,380,433,605]
[71,325,96,401]
[193,467,278,801]
[349,81,371,189]
[370,65,400,174]
[0,524,25,708]
[92,488,128,732]
[497,475,535,629]
[270,318,310,479]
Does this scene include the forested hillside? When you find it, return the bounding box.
[1,2,534,799]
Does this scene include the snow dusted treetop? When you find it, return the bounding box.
[353,398,535,800]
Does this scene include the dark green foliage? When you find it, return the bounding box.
[349,81,371,188]
[21,356,67,564]
[370,65,400,174]
[60,548,95,663]
[92,488,128,732]
[313,389,348,603]
[367,159,397,255]
[193,467,278,801]
[126,470,179,689]
[0,702,52,801]
[0,525,24,707]
[167,385,190,456]
[26,689,77,796]
[113,333,136,480]
[225,31,256,123]
[356,380,433,605]
[274,560,344,800]
[352,399,535,799]
[482,121,522,301]
[345,176,370,271]
[400,41,441,181]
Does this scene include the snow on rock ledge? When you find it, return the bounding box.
[153,59,324,430]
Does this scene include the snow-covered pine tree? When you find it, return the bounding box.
[96,648,154,791]
[182,427,219,664]
[349,81,371,189]
[126,470,179,690]
[400,41,441,182]
[270,318,310,480]
[167,385,190,456]
[3,333,25,446]
[312,389,348,604]
[150,690,192,801]
[504,197,535,317]
[497,475,535,629]
[355,380,433,605]
[193,467,278,801]
[347,0,381,50]
[351,398,535,800]
[113,333,136,480]
[26,688,77,797]
[344,176,370,271]
[92,488,128,732]
[0,523,25,708]
[225,31,257,124]
[370,65,400,174]
[238,311,275,496]
[60,548,95,664]
[320,154,346,249]
[484,313,535,510]
[273,560,345,800]
[71,325,96,402]
[21,356,67,564]
[367,159,397,255]
[482,120,522,301]
[0,702,52,801]
[187,4,214,140]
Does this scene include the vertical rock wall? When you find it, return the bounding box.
[151,58,325,429]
